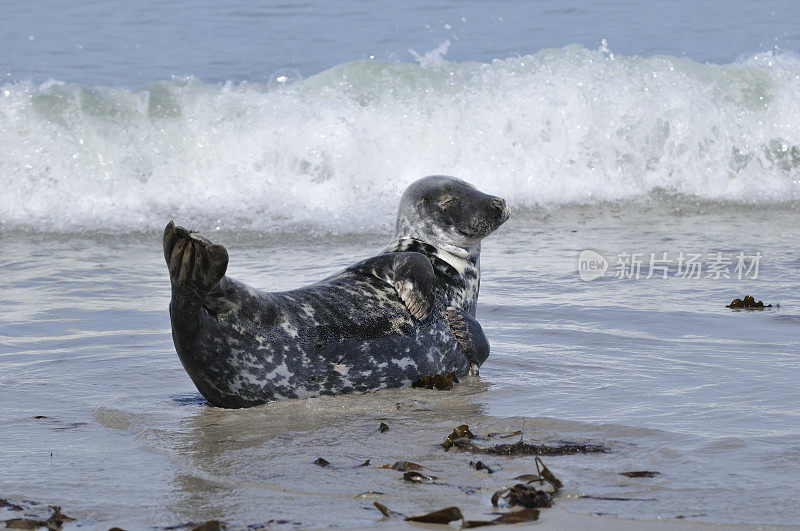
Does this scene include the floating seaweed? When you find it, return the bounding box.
[480,440,605,456]
[246,520,301,529]
[373,502,466,523]
[442,424,605,455]
[354,491,384,498]
[621,471,661,478]
[726,295,773,309]
[158,521,227,531]
[491,458,561,509]
[462,509,540,527]
[3,518,43,530]
[394,399,434,412]
[402,471,436,483]
[160,521,222,530]
[374,500,540,527]
[579,495,657,501]
[372,502,395,518]
[378,461,422,471]
[442,424,477,450]
[450,437,605,456]
[491,483,553,509]
[469,460,496,474]
[0,499,23,511]
[2,505,74,531]
[487,430,523,439]
[535,457,563,490]
[405,506,463,524]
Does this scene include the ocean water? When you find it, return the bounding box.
[1,1,800,528]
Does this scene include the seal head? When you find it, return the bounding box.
[395,175,510,258]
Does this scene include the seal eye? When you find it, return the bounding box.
[439,195,456,208]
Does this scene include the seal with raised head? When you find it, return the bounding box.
[164,175,509,408]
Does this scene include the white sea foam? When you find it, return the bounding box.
[2,44,800,233]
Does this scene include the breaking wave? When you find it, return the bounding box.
[2,43,800,233]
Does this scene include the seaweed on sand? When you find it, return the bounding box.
[378,461,423,471]
[405,506,464,524]
[2,506,74,531]
[412,371,459,390]
[622,470,660,478]
[491,457,562,509]
[442,424,606,455]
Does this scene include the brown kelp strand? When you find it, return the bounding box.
[405,506,464,524]
[442,424,477,449]
[372,501,395,518]
[469,460,496,474]
[442,423,606,455]
[2,506,75,531]
[491,483,554,509]
[402,470,437,483]
[462,508,541,527]
[378,461,423,471]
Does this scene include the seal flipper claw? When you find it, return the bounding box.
[445,306,490,375]
[163,221,229,298]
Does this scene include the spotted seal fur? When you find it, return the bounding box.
[164,175,509,408]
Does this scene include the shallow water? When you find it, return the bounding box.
[2,210,798,528]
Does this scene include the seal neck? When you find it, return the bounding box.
[384,236,479,272]
[393,216,482,260]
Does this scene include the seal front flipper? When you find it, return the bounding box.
[445,306,490,376]
[163,221,229,298]
[368,252,436,320]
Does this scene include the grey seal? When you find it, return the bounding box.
[164,175,509,408]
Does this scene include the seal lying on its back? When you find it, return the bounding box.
[164,176,509,408]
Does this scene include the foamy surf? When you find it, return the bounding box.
[2,44,799,234]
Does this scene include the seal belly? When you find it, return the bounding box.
[320,318,471,394]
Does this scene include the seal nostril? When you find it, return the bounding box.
[490,197,507,213]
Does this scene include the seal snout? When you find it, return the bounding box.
[489,196,510,226]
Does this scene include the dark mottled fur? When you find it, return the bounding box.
[165,176,509,408]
